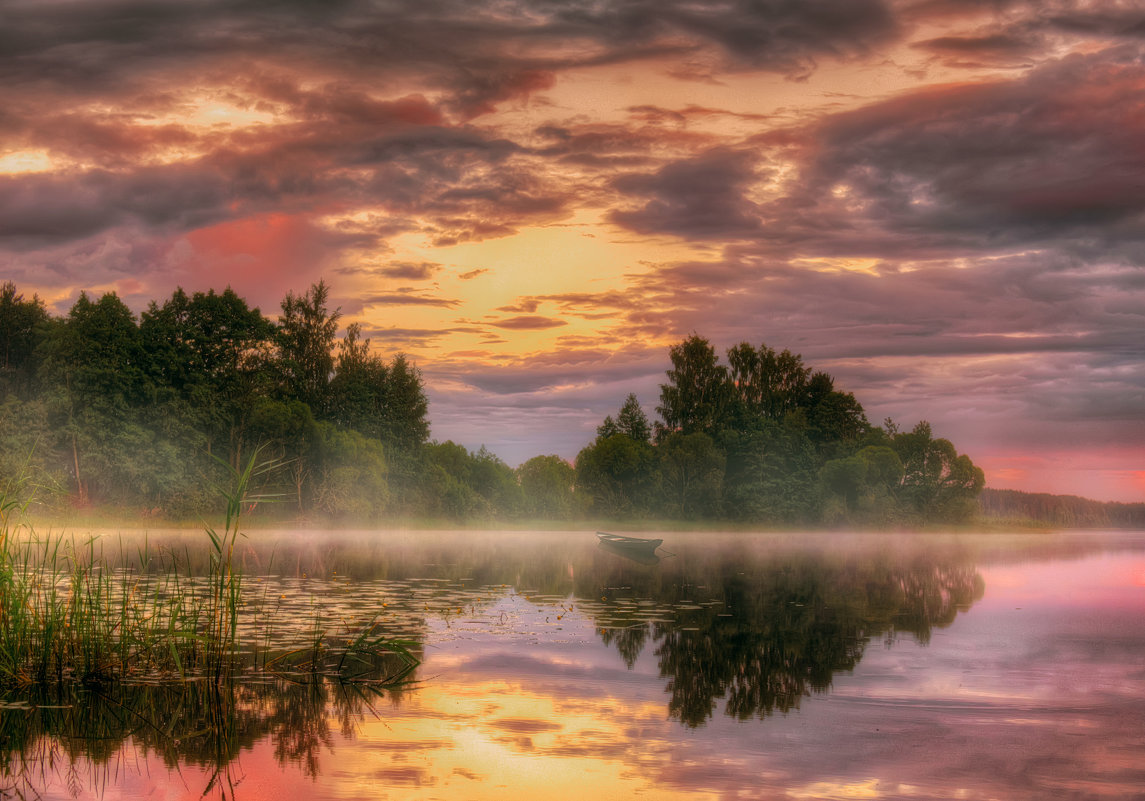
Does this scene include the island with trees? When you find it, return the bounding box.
[1,280,988,527]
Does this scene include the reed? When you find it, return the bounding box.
[0,456,419,690]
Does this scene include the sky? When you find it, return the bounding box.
[1,0,1143,502]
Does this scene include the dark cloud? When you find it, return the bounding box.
[364,292,460,308]
[903,1,1145,68]
[911,32,1042,65]
[0,0,902,116]
[364,325,485,349]
[374,261,442,280]
[727,45,1145,261]
[488,315,568,330]
[913,33,1034,54]
[497,300,542,313]
[609,148,766,240]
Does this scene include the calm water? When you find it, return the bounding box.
[3,529,1145,800]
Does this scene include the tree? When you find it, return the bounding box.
[657,335,731,439]
[803,372,868,449]
[246,398,317,511]
[40,292,149,505]
[517,455,576,518]
[597,393,651,443]
[596,415,620,440]
[891,422,985,523]
[818,455,868,523]
[422,441,487,518]
[380,354,429,451]
[617,393,652,443]
[277,280,340,416]
[0,282,49,401]
[328,322,390,439]
[719,419,819,523]
[658,432,725,518]
[469,446,524,516]
[311,423,389,519]
[727,343,811,421]
[575,433,657,518]
[139,287,275,468]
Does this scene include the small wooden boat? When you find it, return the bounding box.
[596,532,663,553]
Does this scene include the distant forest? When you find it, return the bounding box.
[1,280,985,526]
[979,488,1145,529]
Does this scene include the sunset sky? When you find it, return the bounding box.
[2,0,1143,501]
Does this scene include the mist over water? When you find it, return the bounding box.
[3,528,1145,799]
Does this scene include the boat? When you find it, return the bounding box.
[596,532,663,553]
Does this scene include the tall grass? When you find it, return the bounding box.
[0,456,419,689]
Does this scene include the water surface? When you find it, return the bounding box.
[3,529,1144,799]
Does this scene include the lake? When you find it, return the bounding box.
[3,528,1144,800]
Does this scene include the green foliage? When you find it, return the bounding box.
[890,421,985,523]
[658,432,725,518]
[312,424,389,519]
[517,455,576,518]
[575,433,658,518]
[2,282,430,521]
[656,334,731,439]
[1,280,981,528]
[719,419,820,523]
[277,279,339,416]
[469,446,524,517]
[608,335,982,526]
[0,282,49,401]
[417,442,526,519]
[726,342,811,421]
[617,393,652,443]
[0,457,419,689]
[328,325,429,458]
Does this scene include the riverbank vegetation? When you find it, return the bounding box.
[978,488,1145,529]
[0,459,419,690]
[2,281,984,528]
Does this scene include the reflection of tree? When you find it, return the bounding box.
[591,547,984,727]
[0,642,422,798]
[599,625,651,670]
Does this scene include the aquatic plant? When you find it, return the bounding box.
[0,456,419,690]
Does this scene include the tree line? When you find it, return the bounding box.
[1,281,983,525]
[979,488,1145,529]
[575,335,984,526]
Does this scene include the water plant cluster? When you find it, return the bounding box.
[0,461,419,690]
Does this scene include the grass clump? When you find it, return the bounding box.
[0,456,418,690]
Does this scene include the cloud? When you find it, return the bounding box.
[488,315,568,330]
[496,300,541,313]
[710,44,1145,263]
[364,292,461,308]
[609,148,766,240]
[373,261,442,280]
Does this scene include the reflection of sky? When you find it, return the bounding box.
[17,548,1145,800]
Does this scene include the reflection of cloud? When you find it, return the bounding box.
[490,718,563,734]
[370,766,436,786]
